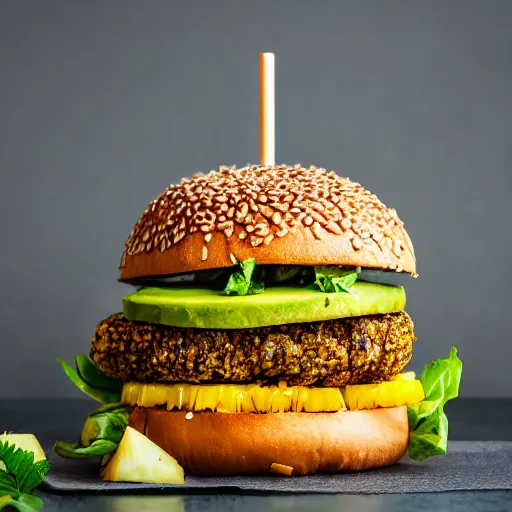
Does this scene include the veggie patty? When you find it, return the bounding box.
[91,312,415,386]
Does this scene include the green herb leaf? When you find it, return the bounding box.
[408,347,463,461]
[222,258,265,296]
[313,266,360,293]
[54,405,130,459]
[53,440,118,459]
[75,355,123,392]
[0,495,11,510]
[1,494,44,512]
[57,358,122,403]
[13,494,44,512]
[0,442,49,512]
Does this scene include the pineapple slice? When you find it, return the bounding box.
[0,433,46,462]
[391,371,416,381]
[122,378,424,414]
[122,381,345,413]
[342,380,424,410]
[101,427,184,484]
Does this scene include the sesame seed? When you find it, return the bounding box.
[276,225,289,238]
[272,202,289,213]
[230,253,238,264]
[325,220,343,235]
[311,222,324,240]
[352,237,363,250]
[250,235,263,247]
[239,203,249,217]
[259,205,274,218]
[218,220,233,231]
[272,212,282,225]
[201,246,208,261]
[254,223,270,237]
[393,239,402,257]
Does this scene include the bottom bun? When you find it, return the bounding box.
[129,406,409,476]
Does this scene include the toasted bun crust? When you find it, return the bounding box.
[129,406,409,475]
[119,165,416,280]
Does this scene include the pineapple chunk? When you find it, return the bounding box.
[0,433,46,462]
[342,380,425,410]
[101,426,184,484]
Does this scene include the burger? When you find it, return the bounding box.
[56,164,462,477]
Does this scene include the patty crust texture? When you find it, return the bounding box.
[90,312,415,387]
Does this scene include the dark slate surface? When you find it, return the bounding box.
[43,441,512,494]
[3,398,512,511]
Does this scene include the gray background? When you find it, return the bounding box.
[1,0,510,398]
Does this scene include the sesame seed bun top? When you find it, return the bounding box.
[118,164,416,280]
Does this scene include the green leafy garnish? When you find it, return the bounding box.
[1,494,44,512]
[222,261,361,296]
[313,266,360,293]
[0,442,49,511]
[57,356,122,404]
[53,440,118,459]
[408,347,463,460]
[75,355,123,392]
[54,404,130,459]
[222,258,265,296]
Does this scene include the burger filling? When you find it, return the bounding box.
[55,263,462,463]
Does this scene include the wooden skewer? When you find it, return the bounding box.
[260,53,275,166]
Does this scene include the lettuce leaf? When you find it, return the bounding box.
[222,258,265,296]
[57,356,122,404]
[54,404,130,459]
[313,266,360,293]
[1,494,44,512]
[408,347,462,460]
[53,440,118,459]
[75,355,123,392]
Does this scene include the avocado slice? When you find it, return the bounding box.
[123,281,406,329]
